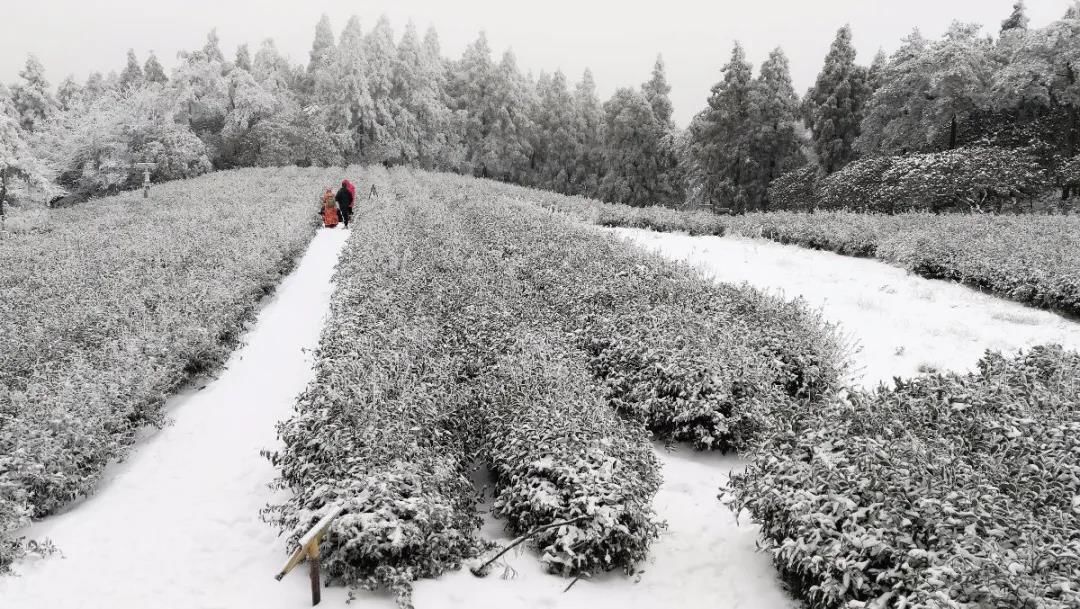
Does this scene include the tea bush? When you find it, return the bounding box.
[727,345,1080,609]
[727,212,1080,316]
[0,166,335,571]
[435,172,846,451]
[266,177,664,605]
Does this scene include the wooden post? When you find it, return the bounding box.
[274,503,346,607]
[134,163,157,198]
[308,536,321,606]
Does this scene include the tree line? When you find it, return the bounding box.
[2,1,1077,214]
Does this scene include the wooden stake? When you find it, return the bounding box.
[308,537,322,606]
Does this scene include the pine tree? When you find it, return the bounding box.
[85,72,108,99]
[144,52,168,84]
[868,49,887,92]
[1001,1,1029,33]
[690,42,756,211]
[56,76,84,111]
[309,15,336,73]
[533,70,576,191]
[453,33,497,176]
[317,16,372,161]
[642,55,674,126]
[362,15,403,163]
[750,48,806,210]
[804,25,870,173]
[11,55,56,132]
[487,50,534,181]
[234,45,252,72]
[599,87,663,206]
[204,29,225,63]
[573,69,604,197]
[120,49,144,89]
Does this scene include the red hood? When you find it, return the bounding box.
[343,180,356,197]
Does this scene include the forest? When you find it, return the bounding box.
[1,1,1076,218]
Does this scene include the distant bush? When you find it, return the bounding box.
[767,166,820,211]
[728,345,1080,609]
[881,147,1047,212]
[819,148,1047,213]
[817,156,895,211]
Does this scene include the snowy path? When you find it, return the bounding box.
[0,227,350,609]
[612,227,1080,388]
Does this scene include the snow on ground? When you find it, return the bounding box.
[611,227,1080,389]
[408,446,793,609]
[0,227,350,609]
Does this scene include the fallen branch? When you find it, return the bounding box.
[470,516,589,577]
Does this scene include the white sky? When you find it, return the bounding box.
[0,0,1071,126]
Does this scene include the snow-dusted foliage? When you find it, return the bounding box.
[265,172,669,606]
[0,167,336,571]
[722,211,1080,316]
[728,345,1080,609]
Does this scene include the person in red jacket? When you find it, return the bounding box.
[318,188,339,228]
[336,179,356,228]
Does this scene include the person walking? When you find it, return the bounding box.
[318,187,339,228]
[336,179,356,228]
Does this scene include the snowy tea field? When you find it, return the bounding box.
[1,166,1079,609]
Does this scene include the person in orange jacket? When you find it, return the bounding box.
[318,188,339,228]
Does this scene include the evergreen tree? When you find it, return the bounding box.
[1001,1,1029,33]
[320,16,372,160]
[204,29,226,63]
[144,52,168,84]
[309,14,336,73]
[452,33,497,176]
[234,44,252,72]
[599,87,662,206]
[11,55,56,132]
[56,76,84,112]
[642,55,674,126]
[868,49,887,92]
[750,48,805,210]
[804,25,870,173]
[85,72,108,99]
[120,49,144,89]
[362,15,405,163]
[690,42,756,211]
[533,70,577,191]
[572,69,604,197]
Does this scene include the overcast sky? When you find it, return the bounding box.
[0,0,1072,126]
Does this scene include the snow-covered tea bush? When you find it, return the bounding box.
[728,345,1080,609]
[437,178,845,451]
[727,212,1080,317]
[0,166,333,571]
[266,180,661,605]
[471,334,662,576]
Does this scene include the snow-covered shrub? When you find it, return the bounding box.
[728,345,1080,609]
[523,186,729,235]
[721,210,1080,317]
[767,166,820,211]
[472,335,662,575]
[264,200,485,606]
[0,166,332,569]
[32,84,211,196]
[880,147,1048,212]
[816,156,895,212]
[818,148,1047,213]
[438,175,846,451]
[266,176,664,604]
